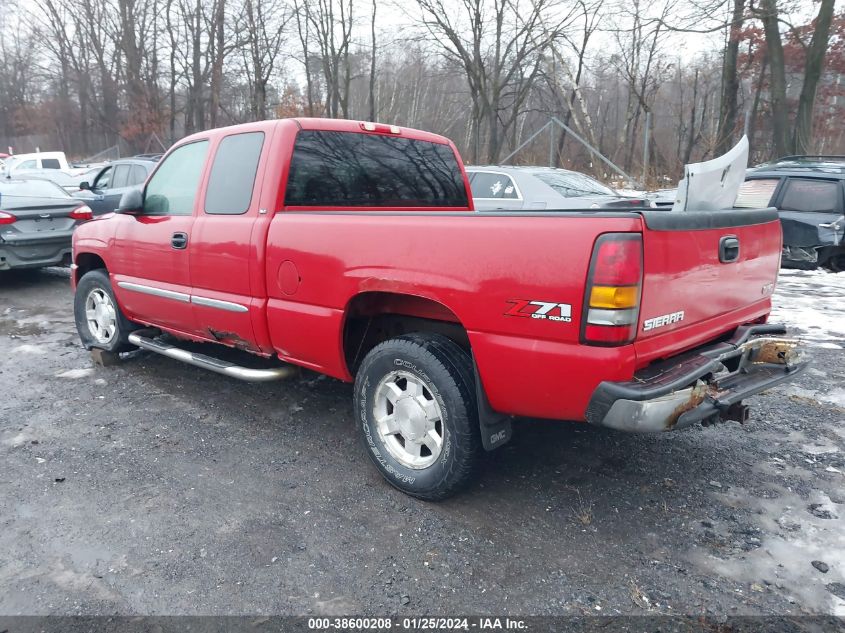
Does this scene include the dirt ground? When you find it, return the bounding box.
[1,267,844,616]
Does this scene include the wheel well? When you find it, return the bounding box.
[343,292,470,373]
[75,253,107,285]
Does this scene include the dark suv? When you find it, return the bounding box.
[75,156,161,215]
[736,155,845,271]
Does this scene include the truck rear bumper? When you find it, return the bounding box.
[585,324,808,432]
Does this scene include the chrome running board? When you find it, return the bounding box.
[128,330,295,382]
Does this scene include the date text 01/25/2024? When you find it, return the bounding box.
[307,617,527,630]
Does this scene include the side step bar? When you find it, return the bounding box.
[128,330,295,382]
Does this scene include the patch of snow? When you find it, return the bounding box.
[11,344,45,355]
[771,269,845,345]
[56,368,95,379]
[820,389,845,409]
[690,488,845,615]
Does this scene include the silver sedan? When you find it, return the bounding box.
[466,166,655,211]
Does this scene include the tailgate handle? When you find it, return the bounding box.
[719,235,740,263]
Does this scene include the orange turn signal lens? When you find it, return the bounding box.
[589,285,638,309]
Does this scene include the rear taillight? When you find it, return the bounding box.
[69,204,93,221]
[581,233,643,346]
[0,211,16,225]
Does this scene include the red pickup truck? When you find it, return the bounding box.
[71,118,806,499]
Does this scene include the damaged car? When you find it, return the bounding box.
[735,155,845,271]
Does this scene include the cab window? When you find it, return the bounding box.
[144,141,209,216]
[779,178,840,213]
[111,164,131,189]
[93,166,112,190]
[205,132,265,214]
[130,165,148,186]
[469,172,520,199]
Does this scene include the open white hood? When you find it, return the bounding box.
[671,136,749,212]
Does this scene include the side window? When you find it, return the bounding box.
[285,131,468,207]
[41,158,61,169]
[469,172,519,199]
[130,165,148,186]
[780,179,839,213]
[735,178,780,208]
[93,166,112,189]
[17,160,36,169]
[111,165,131,189]
[143,141,209,216]
[205,132,265,215]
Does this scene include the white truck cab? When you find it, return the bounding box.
[3,151,71,176]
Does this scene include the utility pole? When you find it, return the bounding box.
[642,111,651,188]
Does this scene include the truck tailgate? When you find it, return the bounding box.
[634,208,782,367]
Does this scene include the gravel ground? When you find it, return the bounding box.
[1,267,843,617]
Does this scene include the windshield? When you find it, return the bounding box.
[0,179,71,199]
[532,170,616,198]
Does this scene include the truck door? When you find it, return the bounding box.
[188,130,269,352]
[111,140,209,334]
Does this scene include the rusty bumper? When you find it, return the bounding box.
[585,324,808,433]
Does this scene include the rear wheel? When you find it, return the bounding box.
[354,333,482,500]
[74,269,139,353]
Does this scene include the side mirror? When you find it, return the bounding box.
[116,188,144,215]
[79,181,90,191]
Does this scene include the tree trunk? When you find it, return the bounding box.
[683,69,699,164]
[748,56,768,158]
[368,0,376,121]
[209,0,225,127]
[792,0,835,154]
[715,0,744,155]
[759,0,788,156]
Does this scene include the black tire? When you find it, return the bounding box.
[74,269,139,353]
[823,251,845,273]
[354,333,482,501]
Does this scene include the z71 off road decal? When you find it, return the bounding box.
[505,300,572,322]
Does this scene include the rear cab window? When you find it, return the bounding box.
[284,130,468,208]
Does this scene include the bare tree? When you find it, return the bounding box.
[756,0,836,155]
[416,0,574,162]
[239,0,291,120]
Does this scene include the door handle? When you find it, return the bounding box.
[719,235,740,263]
[171,232,188,249]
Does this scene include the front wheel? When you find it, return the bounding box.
[74,269,139,353]
[354,333,482,500]
[824,250,845,273]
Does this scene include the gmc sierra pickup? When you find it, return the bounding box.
[71,118,806,500]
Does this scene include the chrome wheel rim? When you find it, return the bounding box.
[373,370,444,469]
[85,288,117,344]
